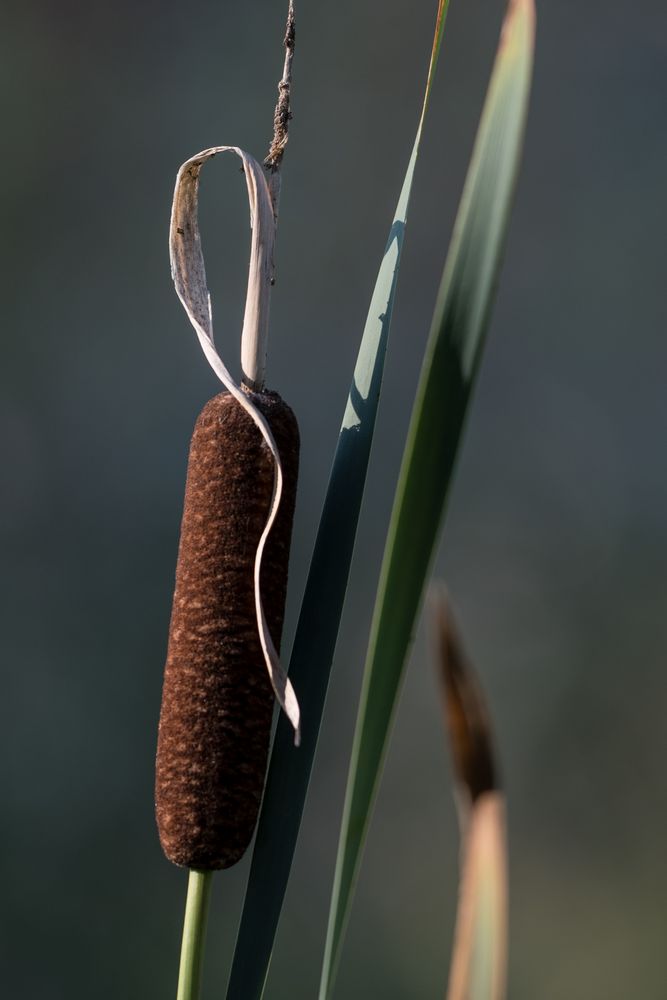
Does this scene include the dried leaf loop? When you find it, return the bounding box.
[169,145,300,743]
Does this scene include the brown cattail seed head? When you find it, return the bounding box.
[155,389,299,870]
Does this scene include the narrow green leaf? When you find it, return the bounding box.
[225,5,450,999]
[432,590,507,1000]
[319,3,534,996]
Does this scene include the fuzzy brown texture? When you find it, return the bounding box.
[155,390,299,870]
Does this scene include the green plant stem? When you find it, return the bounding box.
[177,870,213,1000]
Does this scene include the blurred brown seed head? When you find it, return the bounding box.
[432,588,498,804]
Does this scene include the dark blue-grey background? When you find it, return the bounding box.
[2,1,666,997]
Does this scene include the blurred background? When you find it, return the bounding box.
[2,0,666,996]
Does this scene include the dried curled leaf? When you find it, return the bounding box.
[169,146,300,742]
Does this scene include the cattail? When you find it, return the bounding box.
[156,388,299,870]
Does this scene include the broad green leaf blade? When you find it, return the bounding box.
[225,5,450,999]
[432,591,507,1000]
[319,3,534,996]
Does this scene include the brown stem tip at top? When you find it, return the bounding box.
[265,0,296,171]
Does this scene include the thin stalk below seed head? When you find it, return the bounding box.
[176,870,212,1000]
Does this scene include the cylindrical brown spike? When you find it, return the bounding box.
[155,389,299,870]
